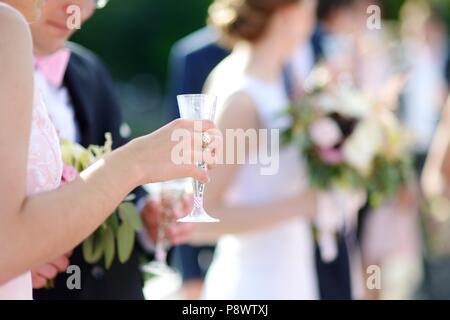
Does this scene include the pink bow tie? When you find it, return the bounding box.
[34,49,71,87]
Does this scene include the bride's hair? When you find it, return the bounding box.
[208,0,300,47]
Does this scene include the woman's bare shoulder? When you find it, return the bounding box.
[0,4,32,48]
[205,58,259,129]
[0,5,33,77]
[0,4,34,112]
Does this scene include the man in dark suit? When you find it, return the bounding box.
[166,22,353,300]
[30,0,191,300]
[33,44,147,300]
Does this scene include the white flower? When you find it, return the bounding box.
[305,65,332,92]
[313,86,372,120]
[342,119,383,175]
[335,86,372,118]
[314,93,337,113]
[309,117,343,149]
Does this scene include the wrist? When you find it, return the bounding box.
[109,141,145,189]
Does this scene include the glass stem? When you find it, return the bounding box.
[193,163,207,208]
[155,210,168,263]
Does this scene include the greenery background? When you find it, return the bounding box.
[70,0,450,136]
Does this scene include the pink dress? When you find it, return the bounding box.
[0,89,63,300]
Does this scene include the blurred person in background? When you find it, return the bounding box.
[315,0,357,77]
[400,0,449,171]
[29,0,195,300]
[167,0,362,300]
[315,0,425,299]
[187,0,369,300]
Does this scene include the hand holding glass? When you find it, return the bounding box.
[177,94,219,223]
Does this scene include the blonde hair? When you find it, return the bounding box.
[208,0,299,47]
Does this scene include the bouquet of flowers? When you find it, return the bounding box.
[283,65,414,207]
[60,133,143,269]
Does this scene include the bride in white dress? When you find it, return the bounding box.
[191,0,323,299]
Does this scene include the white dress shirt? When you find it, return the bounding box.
[35,70,80,143]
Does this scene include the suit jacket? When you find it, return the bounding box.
[166,28,230,120]
[34,43,147,300]
[167,27,352,299]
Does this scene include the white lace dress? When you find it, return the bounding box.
[0,86,62,299]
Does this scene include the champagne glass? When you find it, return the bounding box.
[141,181,186,276]
[177,94,219,223]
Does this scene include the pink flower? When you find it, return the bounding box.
[60,164,79,186]
[309,117,343,149]
[318,147,344,165]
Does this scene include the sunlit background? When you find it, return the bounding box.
[70,0,450,136]
[70,0,450,300]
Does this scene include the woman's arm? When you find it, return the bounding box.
[0,9,217,283]
[422,96,450,198]
[191,92,316,245]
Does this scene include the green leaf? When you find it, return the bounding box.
[82,230,104,264]
[117,220,135,263]
[118,202,143,232]
[103,227,115,269]
[106,211,120,234]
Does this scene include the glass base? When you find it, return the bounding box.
[178,206,219,223]
[142,261,177,277]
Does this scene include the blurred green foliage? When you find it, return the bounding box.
[71,0,449,88]
[69,0,450,136]
[72,0,213,85]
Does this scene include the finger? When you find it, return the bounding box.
[204,129,222,150]
[32,274,48,289]
[169,225,194,245]
[142,201,161,226]
[174,119,215,132]
[202,148,218,167]
[207,163,217,171]
[176,164,210,184]
[145,225,158,243]
[51,256,70,272]
[171,234,192,245]
[200,120,215,132]
[182,193,194,204]
[192,131,204,152]
[167,223,194,241]
[191,150,212,166]
[172,207,187,219]
[190,167,210,184]
[145,199,160,212]
[192,130,221,154]
[168,231,191,245]
[181,195,193,213]
[37,264,58,280]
